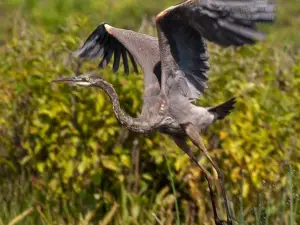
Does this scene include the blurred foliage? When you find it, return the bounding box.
[0,0,173,33]
[0,0,300,224]
[1,0,300,46]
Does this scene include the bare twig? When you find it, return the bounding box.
[99,202,119,225]
[8,207,34,225]
[151,212,163,225]
[36,206,51,225]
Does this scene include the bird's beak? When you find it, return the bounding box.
[51,77,78,84]
[51,76,88,86]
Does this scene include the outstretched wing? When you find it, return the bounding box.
[74,23,161,97]
[156,0,275,100]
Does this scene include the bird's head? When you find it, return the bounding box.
[52,73,101,86]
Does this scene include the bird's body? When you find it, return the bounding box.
[158,109,214,136]
[139,93,217,136]
[54,1,275,224]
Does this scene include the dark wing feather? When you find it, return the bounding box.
[128,52,139,73]
[113,43,122,72]
[156,0,275,100]
[74,23,161,97]
[75,24,137,74]
[121,47,129,74]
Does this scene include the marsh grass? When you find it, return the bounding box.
[1,167,298,225]
[235,166,299,225]
[164,152,180,225]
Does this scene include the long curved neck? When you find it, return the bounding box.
[92,79,158,134]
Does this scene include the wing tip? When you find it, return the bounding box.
[73,46,86,58]
[72,22,111,59]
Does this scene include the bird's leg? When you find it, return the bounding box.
[172,136,221,225]
[183,123,233,225]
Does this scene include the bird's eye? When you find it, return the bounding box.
[85,77,90,81]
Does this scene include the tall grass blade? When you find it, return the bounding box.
[164,152,180,225]
[294,199,299,223]
[254,207,259,225]
[288,166,294,225]
[265,198,271,225]
[258,194,263,224]
[239,173,245,225]
[239,197,245,225]
[279,192,287,225]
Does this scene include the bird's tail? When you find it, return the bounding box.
[208,98,236,120]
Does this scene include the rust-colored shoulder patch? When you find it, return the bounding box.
[156,5,176,21]
[156,10,168,21]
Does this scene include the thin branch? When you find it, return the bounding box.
[8,207,34,225]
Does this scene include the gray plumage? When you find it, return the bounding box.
[55,1,275,224]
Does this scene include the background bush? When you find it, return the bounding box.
[0,0,299,224]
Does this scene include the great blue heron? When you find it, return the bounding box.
[53,0,275,224]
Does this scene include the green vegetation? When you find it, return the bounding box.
[0,0,299,224]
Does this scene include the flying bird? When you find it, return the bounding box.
[54,0,275,224]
